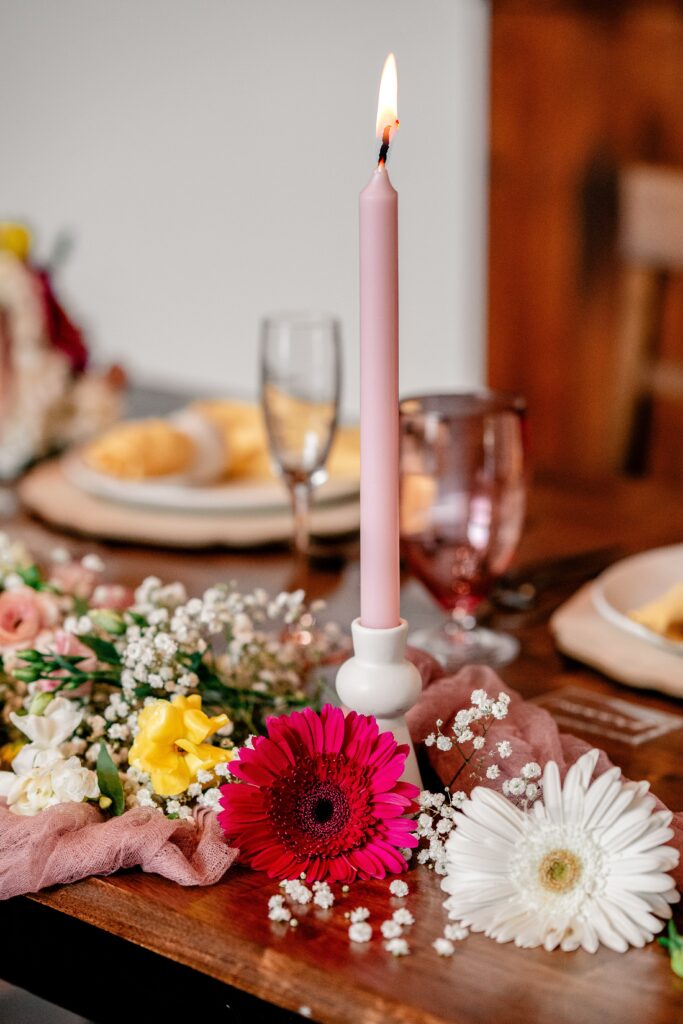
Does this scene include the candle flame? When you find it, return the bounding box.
[375,53,399,143]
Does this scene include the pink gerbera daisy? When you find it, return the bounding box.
[218,704,418,883]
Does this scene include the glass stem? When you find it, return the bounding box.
[449,602,478,632]
[290,478,312,556]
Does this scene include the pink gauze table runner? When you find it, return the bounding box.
[0,651,681,900]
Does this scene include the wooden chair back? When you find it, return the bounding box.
[610,164,683,472]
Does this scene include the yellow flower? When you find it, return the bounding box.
[0,222,31,261]
[128,694,233,797]
[0,740,25,770]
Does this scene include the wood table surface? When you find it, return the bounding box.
[1,473,682,1024]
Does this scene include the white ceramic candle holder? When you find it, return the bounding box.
[335,618,423,788]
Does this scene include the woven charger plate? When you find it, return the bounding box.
[18,459,360,548]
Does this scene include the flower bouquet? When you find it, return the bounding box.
[0,222,123,479]
[0,534,341,820]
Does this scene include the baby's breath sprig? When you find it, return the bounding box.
[417,688,513,873]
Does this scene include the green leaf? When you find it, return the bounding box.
[96,741,125,816]
[659,920,683,979]
[78,635,121,666]
[17,564,43,590]
[15,649,43,663]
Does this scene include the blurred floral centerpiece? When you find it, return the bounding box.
[0,222,123,478]
[0,534,341,818]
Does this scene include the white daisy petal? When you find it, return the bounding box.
[579,920,600,954]
[623,824,675,856]
[605,889,663,935]
[441,748,678,954]
[540,760,563,823]
[464,787,526,836]
[601,809,667,854]
[594,785,640,831]
[642,891,678,917]
[581,767,623,828]
[590,904,629,953]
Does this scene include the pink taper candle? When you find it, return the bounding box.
[359,54,401,629]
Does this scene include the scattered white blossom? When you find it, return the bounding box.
[312,881,334,909]
[380,919,403,939]
[269,904,292,923]
[348,922,372,944]
[384,937,410,956]
[349,906,370,923]
[392,908,414,927]
[433,938,455,957]
[81,553,105,573]
[389,879,409,898]
[282,879,313,904]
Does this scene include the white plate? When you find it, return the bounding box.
[63,451,359,514]
[591,544,683,656]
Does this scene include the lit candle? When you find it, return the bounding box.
[359,53,401,629]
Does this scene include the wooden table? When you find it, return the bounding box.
[1,474,682,1024]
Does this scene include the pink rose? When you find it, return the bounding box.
[91,583,134,611]
[49,562,98,599]
[0,588,59,649]
[33,630,97,696]
[50,630,98,673]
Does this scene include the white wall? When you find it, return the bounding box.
[1,0,489,417]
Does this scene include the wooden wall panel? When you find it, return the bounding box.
[489,2,683,478]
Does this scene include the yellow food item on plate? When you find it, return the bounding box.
[85,419,195,479]
[328,424,361,479]
[83,399,360,485]
[190,399,271,478]
[191,399,360,481]
[629,583,683,642]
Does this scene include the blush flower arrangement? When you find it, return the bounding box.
[0,533,342,819]
[218,704,418,882]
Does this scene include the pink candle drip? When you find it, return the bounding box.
[359,163,401,629]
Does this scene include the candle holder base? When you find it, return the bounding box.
[335,618,423,788]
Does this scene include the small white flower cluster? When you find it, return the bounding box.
[502,760,543,808]
[0,532,30,587]
[343,889,418,954]
[389,879,409,898]
[119,612,198,703]
[415,790,463,874]
[348,921,372,943]
[264,875,472,961]
[346,906,374,945]
[417,690,514,873]
[267,877,336,925]
[424,689,511,752]
[432,899,472,956]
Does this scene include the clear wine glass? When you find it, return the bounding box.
[399,392,527,668]
[261,312,341,555]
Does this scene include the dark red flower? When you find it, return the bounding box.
[35,268,88,373]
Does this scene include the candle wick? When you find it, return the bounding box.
[377,122,398,168]
[378,127,391,167]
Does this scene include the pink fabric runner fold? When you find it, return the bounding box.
[0,650,680,898]
[0,803,237,899]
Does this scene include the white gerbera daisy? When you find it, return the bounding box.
[441,749,680,953]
